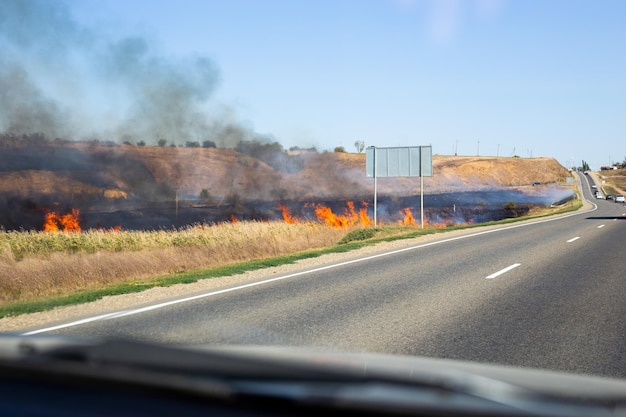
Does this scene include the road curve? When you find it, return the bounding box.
[22,172,626,378]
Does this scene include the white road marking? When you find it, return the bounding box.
[21,312,125,335]
[597,224,605,228]
[566,237,580,243]
[486,263,521,279]
[22,199,600,335]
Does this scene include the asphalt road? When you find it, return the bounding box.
[24,173,626,379]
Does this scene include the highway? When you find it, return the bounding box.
[23,173,626,379]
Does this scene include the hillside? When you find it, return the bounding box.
[596,168,626,196]
[0,140,573,230]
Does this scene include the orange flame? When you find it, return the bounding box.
[43,212,60,232]
[60,209,81,231]
[44,208,81,232]
[96,223,123,232]
[398,207,416,226]
[279,204,298,224]
[359,201,374,226]
[314,205,348,227]
[345,201,358,224]
[312,201,373,228]
[230,215,238,223]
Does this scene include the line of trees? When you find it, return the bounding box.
[1,132,368,157]
[581,160,591,171]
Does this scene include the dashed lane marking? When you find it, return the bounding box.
[486,263,521,279]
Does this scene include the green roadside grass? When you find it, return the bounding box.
[0,198,582,319]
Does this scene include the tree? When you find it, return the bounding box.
[157,138,167,147]
[225,192,244,213]
[199,189,215,204]
[202,140,216,148]
[235,139,283,156]
[136,140,146,146]
[581,160,590,171]
[289,145,317,152]
[334,146,346,153]
[354,140,365,153]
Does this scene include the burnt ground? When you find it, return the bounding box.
[0,188,575,231]
[0,141,576,231]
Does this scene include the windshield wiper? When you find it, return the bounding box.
[1,335,625,417]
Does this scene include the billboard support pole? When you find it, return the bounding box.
[420,154,424,228]
[373,147,377,227]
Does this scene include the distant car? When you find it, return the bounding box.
[595,192,603,199]
[591,185,597,189]
[615,194,625,203]
[606,194,613,200]
[532,181,541,186]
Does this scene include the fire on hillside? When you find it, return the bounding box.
[34,186,575,232]
[43,209,81,232]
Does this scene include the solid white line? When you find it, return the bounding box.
[22,312,128,335]
[486,263,521,279]
[597,224,605,229]
[566,237,580,243]
[22,190,599,335]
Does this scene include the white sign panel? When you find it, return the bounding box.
[366,146,432,178]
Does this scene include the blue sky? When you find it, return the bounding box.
[12,1,626,170]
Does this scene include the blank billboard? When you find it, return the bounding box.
[366,146,432,178]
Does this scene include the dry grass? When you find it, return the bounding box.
[0,221,346,303]
[598,168,626,195]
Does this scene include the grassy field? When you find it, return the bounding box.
[0,222,347,303]
[0,197,582,318]
[599,168,626,196]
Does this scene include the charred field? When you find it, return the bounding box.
[0,191,558,231]
[0,139,576,231]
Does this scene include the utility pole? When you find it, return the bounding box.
[175,187,179,220]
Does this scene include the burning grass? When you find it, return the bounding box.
[0,196,583,315]
[43,208,81,232]
[0,213,468,309]
[309,201,374,227]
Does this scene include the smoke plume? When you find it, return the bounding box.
[0,0,231,145]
